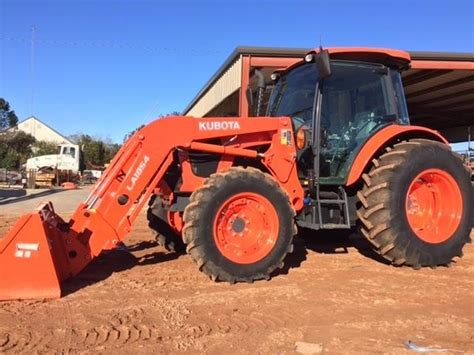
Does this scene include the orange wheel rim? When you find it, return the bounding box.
[167,211,183,232]
[213,192,279,264]
[405,169,463,244]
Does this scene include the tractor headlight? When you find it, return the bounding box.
[296,125,309,150]
[304,54,314,63]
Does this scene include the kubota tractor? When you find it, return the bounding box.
[0,48,471,300]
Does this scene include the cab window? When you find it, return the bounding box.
[268,63,318,129]
[319,61,399,183]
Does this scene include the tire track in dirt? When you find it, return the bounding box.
[0,279,298,352]
[0,324,164,352]
[72,324,164,349]
[109,306,145,326]
[0,329,56,353]
[164,308,297,351]
[61,299,74,353]
[0,300,58,353]
[182,308,297,339]
[1,299,193,352]
[0,300,46,316]
[0,306,151,352]
[72,306,154,349]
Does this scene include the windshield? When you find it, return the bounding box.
[267,63,317,124]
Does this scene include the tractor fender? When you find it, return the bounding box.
[346,125,448,186]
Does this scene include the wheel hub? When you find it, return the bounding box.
[405,168,463,244]
[214,192,279,264]
[231,217,246,233]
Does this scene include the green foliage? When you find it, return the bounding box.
[69,134,120,168]
[104,143,121,163]
[0,131,36,169]
[76,135,105,166]
[33,140,59,156]
[0,98,26,169]
[0,147,19,170]
[0,98,19,130]
[123,124,145,143]
[162,111,181,117]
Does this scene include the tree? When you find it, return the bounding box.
[76,135,106,166]
[33,141,59,156]
[69,134,121,168]
[0,131,36,169]
[161,111,181,117]
[104,143,121,163]
[0,98,19,130]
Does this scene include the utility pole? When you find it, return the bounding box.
[29,25,35,116]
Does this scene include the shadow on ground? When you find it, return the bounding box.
[0,188,65,205]
[62,228,392,296]
[273,237,308,277]
[61,240,181,296]
[298,228,390,266]
[0,189,26,201]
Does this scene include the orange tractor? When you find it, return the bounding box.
[0,48,471,300]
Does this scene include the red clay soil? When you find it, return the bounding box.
[0,214,473,354]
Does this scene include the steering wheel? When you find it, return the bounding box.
[352,113,389,142]
[327,129,351,165]
[326,113,380,166]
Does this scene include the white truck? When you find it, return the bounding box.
[26,144,81,173]
[25,144,81,187]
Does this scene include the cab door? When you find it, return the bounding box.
[317,61,400,185]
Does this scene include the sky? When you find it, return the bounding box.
[0,0,473,143]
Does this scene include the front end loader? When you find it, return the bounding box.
[0,116,304,299]
[0,47,471,300]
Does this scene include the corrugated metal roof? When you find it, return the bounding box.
[183,47,307,115]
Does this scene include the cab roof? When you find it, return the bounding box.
[310,47,411,68]
[272,47,411,78]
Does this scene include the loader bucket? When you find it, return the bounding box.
[0,202,71,300]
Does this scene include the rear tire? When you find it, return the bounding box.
[357,139,472,267]
[182,167,297,283]
[147,196,185,253]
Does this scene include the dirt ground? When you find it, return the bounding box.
[0,211,473,354]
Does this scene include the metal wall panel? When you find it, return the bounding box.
[186,57,242,117]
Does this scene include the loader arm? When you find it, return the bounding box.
[0,115,303,300]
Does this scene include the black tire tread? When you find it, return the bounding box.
[182,166,297,283]
[357,139,471,268]
[147,196,186,253]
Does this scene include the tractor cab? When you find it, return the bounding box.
[267,48,411,185]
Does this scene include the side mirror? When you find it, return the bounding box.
[317,49,332,79]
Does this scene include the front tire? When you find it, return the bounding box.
[357,139,472,268]
[182,167,297,283]
[147,195,185,253]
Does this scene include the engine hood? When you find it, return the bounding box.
[26,154,60,168]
